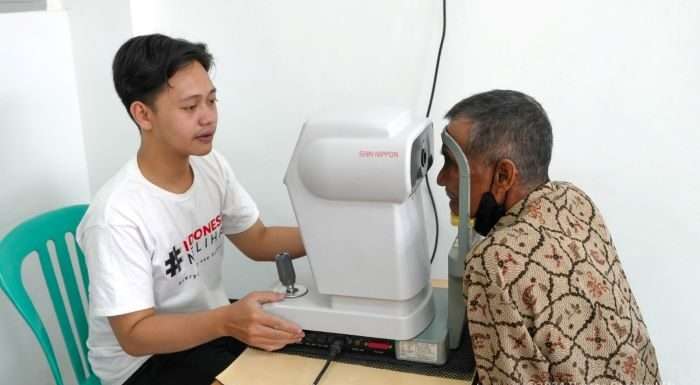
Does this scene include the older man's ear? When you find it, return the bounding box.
[492,159,525,210]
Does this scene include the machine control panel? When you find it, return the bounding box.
[298,330,395,356]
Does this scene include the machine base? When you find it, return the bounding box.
[275,287,450,365]
[264,271,435,341]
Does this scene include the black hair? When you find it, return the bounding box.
[112,33,213,127]
[445,90,553,187]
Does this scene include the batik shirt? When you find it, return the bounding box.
[464,181,661,385]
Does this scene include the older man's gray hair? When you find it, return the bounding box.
[445,90,553,188]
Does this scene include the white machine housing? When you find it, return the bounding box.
[265,108,435,340]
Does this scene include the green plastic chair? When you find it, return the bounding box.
[0,204,100,385]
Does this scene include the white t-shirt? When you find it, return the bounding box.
[77,150,259,385]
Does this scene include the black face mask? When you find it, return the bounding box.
[473,192,506,236]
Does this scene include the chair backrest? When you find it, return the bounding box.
[0,204,97,385]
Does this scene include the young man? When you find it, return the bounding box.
[437,90,662,385]
[77,34,305,385]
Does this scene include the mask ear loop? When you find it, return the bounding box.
[441,127,472,349]
[485,160,503,205]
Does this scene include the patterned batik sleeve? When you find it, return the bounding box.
[465,237,554,385]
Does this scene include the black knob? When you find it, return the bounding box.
[275,252,296,288]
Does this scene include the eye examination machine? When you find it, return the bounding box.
[263,108,474,366]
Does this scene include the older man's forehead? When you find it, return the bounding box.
[446,118,472,139]
[444,120,473,156]
[440,126,455,158]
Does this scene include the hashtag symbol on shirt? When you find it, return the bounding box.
[165,246,183,277]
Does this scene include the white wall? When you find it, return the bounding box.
[0,10,91,385]
[3,1,698,384]
[62,0,135,194]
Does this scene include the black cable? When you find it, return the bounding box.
[312,339,344,385]
[427,173,439,264]
[426,0,446,264]
[313,359,333,385]
[425,0,447,118]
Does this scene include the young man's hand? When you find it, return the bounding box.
[221,291,304,351]
[106,291,303,356]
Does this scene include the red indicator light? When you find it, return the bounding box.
[366,341,392,350]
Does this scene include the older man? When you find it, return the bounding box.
[437,90,661,385]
